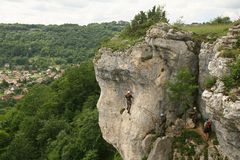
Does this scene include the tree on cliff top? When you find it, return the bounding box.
[123,5,169,38]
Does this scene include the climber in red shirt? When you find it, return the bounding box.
[204,118,212,140]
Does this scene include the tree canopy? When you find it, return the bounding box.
[0,22,127,69]
[0,61,117,160]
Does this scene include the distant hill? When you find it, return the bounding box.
[0,21,128,69]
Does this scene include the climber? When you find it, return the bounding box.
[125,91,133,114]
[159,113,167,137]
[203,118,212,141]
[191,107,198,127]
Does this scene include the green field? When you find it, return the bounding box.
[180,23,233,41]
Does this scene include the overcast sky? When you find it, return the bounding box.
[0,0,240,25]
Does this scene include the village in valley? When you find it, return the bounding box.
[0,63,64,101]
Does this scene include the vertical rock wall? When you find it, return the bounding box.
[94,23,197,160]
[199,24,240,160]
[94,22,240,160]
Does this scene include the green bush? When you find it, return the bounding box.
[102,5,168,51]
[204,76,217,89]
[124,5,168,39]
[219,49,240,58]
[222,59,240,92]
[166,68,198,115]
[0,130,10,149]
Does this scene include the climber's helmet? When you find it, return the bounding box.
[127,91,131,94]
[193,107,196,110]
[160,113,164,117]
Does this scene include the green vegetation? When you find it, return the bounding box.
[179,16,233,41]
[167,68,198,116]
[204,76,217,89]
[222,58,240,92]
[210,16,232,24]
[0,22,127,69]
[141,156,148,160]
[173,130,205,156]
[180,24,232,42]
[0,61,118,160]
[219,49,240,58]
[113,153,123,160]
[204,147,208,160]
[123,5,168,38]
[102,5,168,51]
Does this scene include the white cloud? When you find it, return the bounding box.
[0,0,239,24]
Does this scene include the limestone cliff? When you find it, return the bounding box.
[94,23,240,160]
[200,24,240,160]
[94,23,197,160]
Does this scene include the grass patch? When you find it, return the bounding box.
[180,24,232,42]
[101,34,144,51]
[181,24,232,37]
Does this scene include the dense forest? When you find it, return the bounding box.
[0,21,128,69]
[0,21,129,159]
[0,61,120,160]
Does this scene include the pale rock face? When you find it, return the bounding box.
[147,137,173,160]
[200,24,240,160]
[94,23,197,160]
[141,134,156,155]
[94,22,240,160]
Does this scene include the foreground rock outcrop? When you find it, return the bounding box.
[94,22,240,160]
[94,23,198,160]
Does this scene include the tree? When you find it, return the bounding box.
[0,61,118,160]
[210,16,232,24]
[123,5,169,38]
[1,133,38,160]
[166,68,198,117]
[0,130,10,149]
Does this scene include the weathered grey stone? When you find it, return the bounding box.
[208,57,231,78]
[147,137,173,160]
[95,22,240,160]
[200,23,240,160]
[94,23,197,160]
[186,118,195,129]
[141,134,157,155]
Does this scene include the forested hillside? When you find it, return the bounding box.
[0,21,127,69]
[0,61,120,160]
[0,21,128,160]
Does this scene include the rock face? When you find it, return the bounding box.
[199,24,240,160]
[147,137,173,160]
[94,22,240,160]
[94,23,198,160]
